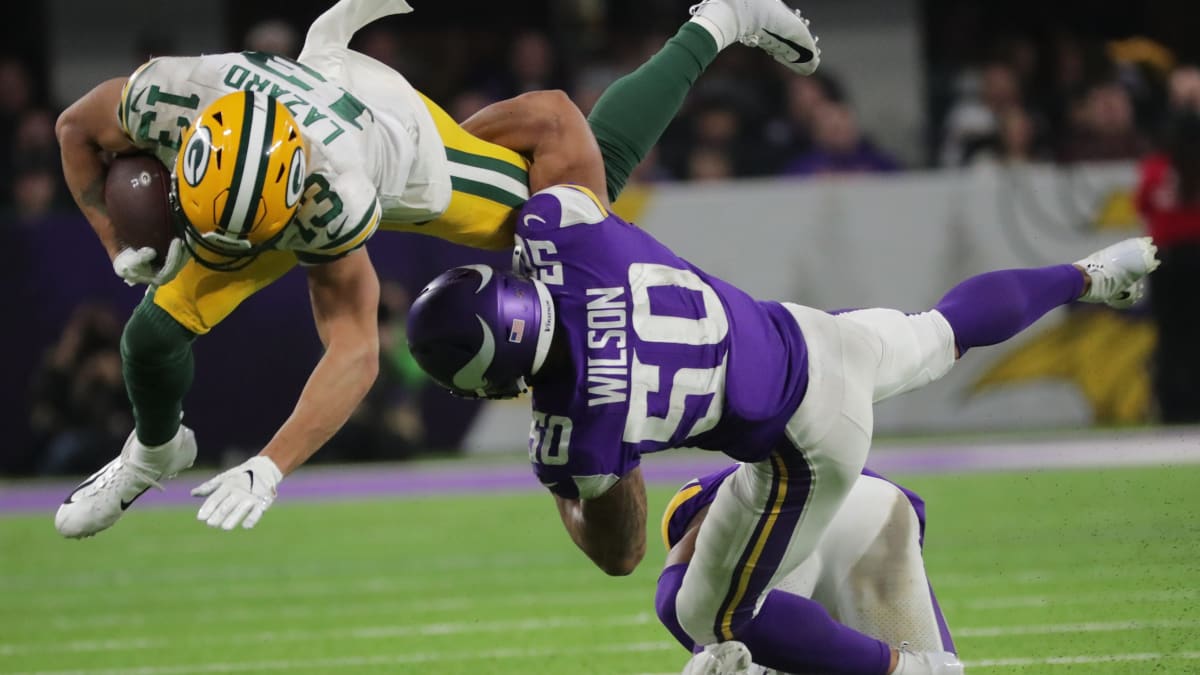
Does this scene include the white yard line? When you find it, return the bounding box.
[38,587,649,630]
[16,648,1200,675]
[0,613,657,656]
[959,588,1200,609]
[11,640,678,675]
[955,618,1200,637]
[929,560,1188,589]
[639,652,1200,675]
[968,651,1200,668]
[5,615,1194,657]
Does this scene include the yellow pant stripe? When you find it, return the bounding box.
[717,454,790,640]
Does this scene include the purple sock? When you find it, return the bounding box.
[660,563,891,672]
[934,264,1084,355]
[730,589,892,675]
[656,564,697,652]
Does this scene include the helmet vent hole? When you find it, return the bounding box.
[214,148,222,169]
[212,111,223,126]
[288,128,297,141]
[275,164,285,182]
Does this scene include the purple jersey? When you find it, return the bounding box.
[516,185,810,499]
[661,467,929,550]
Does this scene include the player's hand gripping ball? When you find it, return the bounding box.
[105,154,189,286]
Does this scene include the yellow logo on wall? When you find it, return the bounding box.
[1093,188,1140,232]
[970,308,1156,424]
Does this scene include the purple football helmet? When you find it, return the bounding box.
[407,265,556,399]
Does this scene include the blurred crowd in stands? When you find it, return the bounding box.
[4,13,1199,213]
[8,5,1200,473]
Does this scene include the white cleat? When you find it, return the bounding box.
[1075,236,1161,309]
[893,643,964,675]
[691,0,821,75]
[55,426,197,538]
[682,641,755,675]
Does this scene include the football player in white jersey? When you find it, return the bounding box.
[53,0,823,537]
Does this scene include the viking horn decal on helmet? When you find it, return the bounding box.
[460,264,494,293]
[452,315,496,391]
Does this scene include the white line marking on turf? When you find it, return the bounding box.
[930,561,1188,588]
[0,550,581,593]
[14,565,604,610]
[0,613,657,656]
[959,588,1200,609]
[11,640,679,675]
[30,587,649,630]
[7,615,1194,657]
[956,618,1200,637]
[967,651,1200,668]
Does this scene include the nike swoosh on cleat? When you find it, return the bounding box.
[63,475,101,505]
[762,29,815,63]
[120,486,152,511]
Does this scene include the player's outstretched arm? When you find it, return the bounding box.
[462,90,609,207]
[269,249,382,474]
[553,466,647,576]
[191,249,381,530]
[56,78,136,261]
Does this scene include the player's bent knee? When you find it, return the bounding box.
[120,298,194,364]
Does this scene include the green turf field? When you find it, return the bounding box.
[3,465,1198,674]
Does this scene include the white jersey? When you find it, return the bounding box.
[117,0,450,264]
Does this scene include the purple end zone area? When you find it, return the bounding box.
[3,430,1199,515]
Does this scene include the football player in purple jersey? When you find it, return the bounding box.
[405,119,1159,675]
[660,465,955,674]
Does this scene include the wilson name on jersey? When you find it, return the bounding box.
[118,52,382,263]
[516,186,810,500]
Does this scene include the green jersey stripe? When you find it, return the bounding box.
[445,147,528,185]
[319,204,379,251]
[450,176,526,209]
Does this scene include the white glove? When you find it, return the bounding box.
[191,456,283,530]
[112,238,189,287]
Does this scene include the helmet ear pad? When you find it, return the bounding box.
[406,265,556,399]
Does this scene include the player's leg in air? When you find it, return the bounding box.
[670,238,1159,675]
[658,468,955,675]
[54,0,822,538]
[386,0,823,242]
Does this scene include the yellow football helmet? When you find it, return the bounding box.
[171,91,308,270]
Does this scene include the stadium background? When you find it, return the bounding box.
[2,1,1199,673]
[6,0,1200,472]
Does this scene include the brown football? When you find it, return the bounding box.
[105,154,176,261]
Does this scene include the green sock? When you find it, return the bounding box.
[120,294,196,446]
[587,22,719,202]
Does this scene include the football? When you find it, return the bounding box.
[104,154,176,261]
